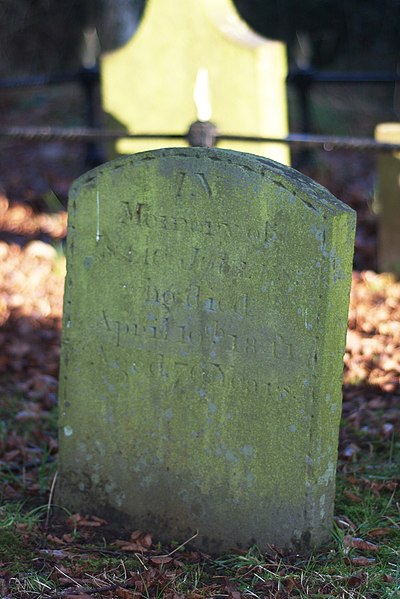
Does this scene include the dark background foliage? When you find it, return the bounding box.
[235,0,400,69]
[0,0,399,75]
[0,0,92,74]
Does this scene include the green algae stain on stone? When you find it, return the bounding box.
[57,148,356,553]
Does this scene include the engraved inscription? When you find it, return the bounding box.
[176,171,212,200]
[101,310,293,361]
[195,173,212,197]
[100,346,294,399]
[143,281,251,316]
[103,239,249,277]
[118,200,270,244]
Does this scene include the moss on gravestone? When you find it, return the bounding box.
[57,148,356,553]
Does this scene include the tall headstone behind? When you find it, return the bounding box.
[57,148,355,553]
[375,123,400,274]
[101,0,289,164]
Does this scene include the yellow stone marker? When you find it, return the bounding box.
[375,123,400,274]
[101,0,289,164]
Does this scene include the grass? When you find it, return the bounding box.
[212,481,400,598]
[0,390,58,502]
[0,434,398,598]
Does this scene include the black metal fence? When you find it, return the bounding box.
[1,66,400,163]
[287,67,400,134]
[0,66,103,166]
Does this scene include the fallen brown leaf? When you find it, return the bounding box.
[46,534,65,545]
[130,530,152,546]
[347,572,367,588]
[76,518,105,527]
[348,556,376,566]
[368,527,393,538]
[116,589,138,599]
[114,542,147,552]
[343,536,380,552]
[343,490,363,504]
[114,530,153,552]
[66,513,106,528]
[150,556,173,565]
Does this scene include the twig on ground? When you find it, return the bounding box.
[53,566,84,590]
[154,530,199,559]
[54,580,136,597]
[45,470,58,528]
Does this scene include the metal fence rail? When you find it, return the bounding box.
[287,68,400,85]
[0,67,99,89]
[0,66,399,161]
[0,125,399,153]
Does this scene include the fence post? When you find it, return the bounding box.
[375,123,400,274]
[79,66,105,167]
[287,68,314,134]
[287,68,314,166]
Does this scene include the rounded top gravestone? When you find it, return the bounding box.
[58,147,356,553]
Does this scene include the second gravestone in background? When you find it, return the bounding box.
[101,0,289,164]
[57,148,356,553]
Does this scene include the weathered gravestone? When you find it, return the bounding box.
[57,148,356,553]
[375,123,400,274]
[101,0,289,164]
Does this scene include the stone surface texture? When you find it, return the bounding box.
[101,0,289,164]
[375,123,400,274]
[57,148,356,553]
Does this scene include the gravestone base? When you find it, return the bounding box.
[57,474,325,553]
[57,148,355,553]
